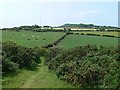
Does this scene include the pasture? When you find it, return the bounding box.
[2,30,64,47]
[58,34,118,49]
[2,30,119,49]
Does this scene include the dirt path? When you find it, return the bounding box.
[21,57,75,88]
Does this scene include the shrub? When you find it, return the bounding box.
[46,45,120,88]
[80,33,84,35]
[102,35,115,37]
[2,41,45,74]
[2,56,19,74]
[86,33,101,36]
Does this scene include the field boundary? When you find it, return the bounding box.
[34,29,120,39]
[69,32,120,38]
[42,33,68,48]
[42,31,119,48]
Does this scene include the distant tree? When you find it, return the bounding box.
[34,25,39,28]
[43,26,51,28]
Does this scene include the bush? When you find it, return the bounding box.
[2,41,19,57]
[102,35,115,37]
[2,41,45,74]
[45,47,64,65]
[2,56,19,74]
[80,33,84,35]
[86,33,101,36]
[46,45,120,88]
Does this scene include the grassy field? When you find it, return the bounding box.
[2,30,119,49]
[58,34,118,49]
[72,31,119,37]
[2,57,75,88]
[2,30,64,47]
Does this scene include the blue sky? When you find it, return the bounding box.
[0,1,118,28]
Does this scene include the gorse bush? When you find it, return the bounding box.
[2,41,119,88]
[2,56,19,73]
[2,41,46,74]
[45,45,120,88]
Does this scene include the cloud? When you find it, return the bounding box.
[62,10,98,18]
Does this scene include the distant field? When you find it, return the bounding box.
[2,30,119,49]
[73,31,119,37]
[71,28,96,31]
[2,30,64,47]
[58,34,118,49]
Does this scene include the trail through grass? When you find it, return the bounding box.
[22,57,75,88]
[21,57,75,88]
[3,57,75,88]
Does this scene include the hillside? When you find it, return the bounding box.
[58,23,118,29]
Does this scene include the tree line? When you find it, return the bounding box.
[1,23,119,32]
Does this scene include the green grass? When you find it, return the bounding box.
[2,57,75,88]
[58,34,118,49]
[2,69,37,88]
[2,30,64,47]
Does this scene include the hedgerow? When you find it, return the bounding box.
[45,45,120,88]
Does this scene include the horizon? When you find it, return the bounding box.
[0,23,118,29]
[0,1,118,28]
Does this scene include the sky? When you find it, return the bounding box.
[0,0,119,28]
